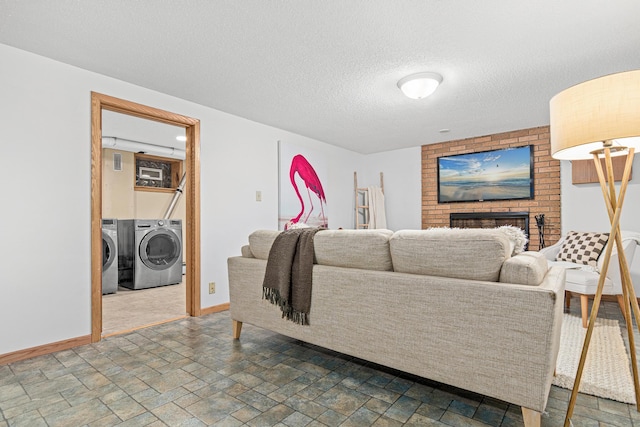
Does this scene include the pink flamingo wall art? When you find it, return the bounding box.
[286,154,327,229]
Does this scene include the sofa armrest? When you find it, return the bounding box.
[500,251,548,286]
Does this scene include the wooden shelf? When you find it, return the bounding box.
[571,155,632,184]
[134,153,183,192]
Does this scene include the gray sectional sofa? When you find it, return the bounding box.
[227,228,565,426]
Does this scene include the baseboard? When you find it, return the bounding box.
[0,335,91,366]
[200,302,230,316]
[1,303,231,365]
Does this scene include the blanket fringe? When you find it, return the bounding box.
[263,287,281,305]
[263,287,309,325]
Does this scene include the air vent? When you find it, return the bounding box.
[113,153,122,171]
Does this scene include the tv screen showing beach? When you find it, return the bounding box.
[437,145,534,203]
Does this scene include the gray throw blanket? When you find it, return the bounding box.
[262,228,321,325]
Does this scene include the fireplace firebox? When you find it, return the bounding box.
[449,212,530,249]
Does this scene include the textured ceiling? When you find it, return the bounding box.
[2,1,640,154]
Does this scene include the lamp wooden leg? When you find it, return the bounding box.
[564,248,611,426]
[615,231,640,409]
[617,294,629,324]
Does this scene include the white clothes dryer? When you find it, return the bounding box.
[117,219,182,290]
[102,218,118,295]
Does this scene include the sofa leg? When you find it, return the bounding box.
[521,407,541,427]
[580,295,589,328]
[232,320,243,339]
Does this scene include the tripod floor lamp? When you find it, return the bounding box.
[550,69,640,426]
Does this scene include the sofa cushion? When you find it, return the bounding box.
[241,245,253,258]
[555,231,609,268]
[314,229,394,271]
[248,230,281,260]
[390,229,511,281]
[499,251,548,286]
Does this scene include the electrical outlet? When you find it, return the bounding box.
[209,282,216,294]
[256,190,262,202]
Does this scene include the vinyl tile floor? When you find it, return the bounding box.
[1,298,640,427]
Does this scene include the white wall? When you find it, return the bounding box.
[560,159,640,292]
[0,43,363,355]
[360,147,422,231]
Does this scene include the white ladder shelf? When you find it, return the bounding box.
[354,172,384,229]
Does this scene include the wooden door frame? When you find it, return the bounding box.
[91,92,201,342]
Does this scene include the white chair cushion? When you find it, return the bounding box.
[548,260,614,294]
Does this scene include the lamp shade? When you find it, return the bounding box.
[550,69,640,160]
[398,72,443,99]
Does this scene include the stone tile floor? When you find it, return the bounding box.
[1,298,639,426]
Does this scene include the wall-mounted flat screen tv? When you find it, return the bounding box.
[437,145,534,203]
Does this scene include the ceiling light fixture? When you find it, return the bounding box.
[397,72,443,99]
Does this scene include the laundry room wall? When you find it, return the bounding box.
[134,190,186,221]
[0,42,365,357]
[103,148,135,218]
[102,149,186,221]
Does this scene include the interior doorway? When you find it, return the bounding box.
[101,111,187,335]
[90,92,201,343]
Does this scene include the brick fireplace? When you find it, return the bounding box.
[422,126,561,251]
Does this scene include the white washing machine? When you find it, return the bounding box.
[117,219,182,290]
[102,218,118,295]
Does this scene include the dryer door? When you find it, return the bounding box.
[138,230,181,271]
[102,232,116,271]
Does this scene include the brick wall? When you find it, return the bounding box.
[421,126,561,251]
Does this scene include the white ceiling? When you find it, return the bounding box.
[2,1,639,154]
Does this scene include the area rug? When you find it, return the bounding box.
[553,314,635,403]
